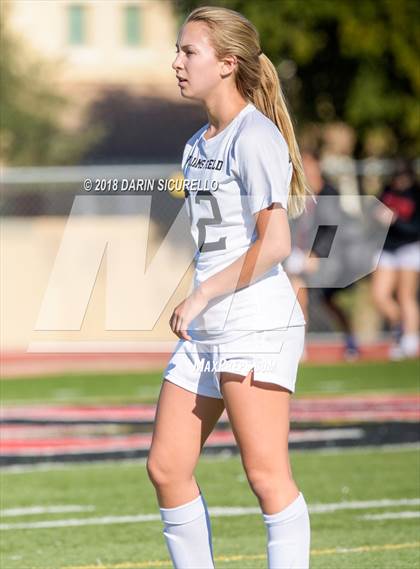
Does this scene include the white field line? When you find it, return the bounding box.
[309,498,420,514]
[1,505,95,517]
[1,498,419,531]
[290,428,364,442]
[360,511,420,521]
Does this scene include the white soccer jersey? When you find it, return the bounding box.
[182,102,305,343]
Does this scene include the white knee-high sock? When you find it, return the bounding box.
[262,492,311,569]
[160,492,215,568]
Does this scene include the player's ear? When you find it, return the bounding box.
[220,54,238,78]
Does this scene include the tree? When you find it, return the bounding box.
[0,8,100,166]
[174,0,420,156]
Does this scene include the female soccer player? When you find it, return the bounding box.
[372,159,420,359]
[147,6,311,568]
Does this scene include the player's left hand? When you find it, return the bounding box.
[169,287,209,341]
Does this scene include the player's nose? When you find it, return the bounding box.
[172,53,183,71]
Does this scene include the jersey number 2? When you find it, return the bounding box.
[195,191,226,253]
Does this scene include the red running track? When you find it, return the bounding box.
[1,395,418,461]
[1,395,419,424]
[0,340,401,378]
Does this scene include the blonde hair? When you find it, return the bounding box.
[185,5,311,218]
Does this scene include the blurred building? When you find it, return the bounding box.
[3,0,206,162]
[4,0,180,100]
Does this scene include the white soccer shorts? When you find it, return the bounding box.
[376,241,420,271]
[163,325,306,398]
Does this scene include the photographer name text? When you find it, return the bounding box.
[82,178,219,192]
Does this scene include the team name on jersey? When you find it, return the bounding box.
[185,154,224,171]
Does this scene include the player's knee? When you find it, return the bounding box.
[246,467,292,499]
[146,456,169,487]
[371,288,389,307]
[396,287,415,305]
[146,455,188,488]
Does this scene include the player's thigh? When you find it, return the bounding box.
[371,265,398,301]
[220,371,292,484]
[148,379,225,480]
[397,269,419,301]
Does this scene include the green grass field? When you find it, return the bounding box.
[1,448,419,569]
[1,360,419,405]
[1,359,419,569]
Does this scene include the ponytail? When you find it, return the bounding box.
[250,54,311,218]
[185,6,312,218]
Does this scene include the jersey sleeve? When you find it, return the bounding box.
[234,124,292,215]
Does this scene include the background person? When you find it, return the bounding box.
[371,159,420,359]
[285,150,361,360]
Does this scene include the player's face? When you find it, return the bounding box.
[172,21,226,101]
[302,154,323,194]
[392,173,412,191]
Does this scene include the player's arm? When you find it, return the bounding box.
[198,202,290,302]
[198,124,293,303]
